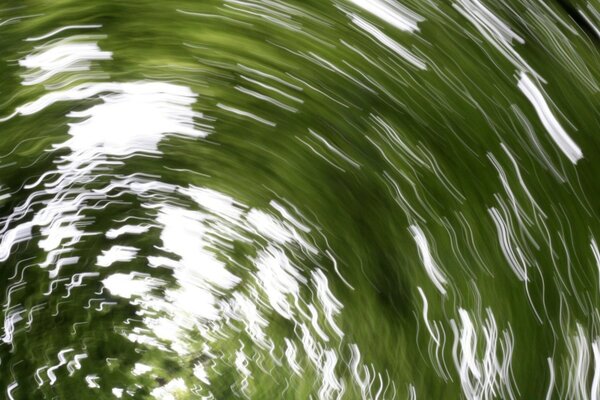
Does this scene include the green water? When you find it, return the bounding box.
[0,0,598,398]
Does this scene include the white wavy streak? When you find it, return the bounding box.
[284,338,303,375]
[106,224,150,239]
[593,340,600,400]
[46,348,74,385]
[270,200,311,233]
[235,85,298,113]
[227,292,271,350]
[417,287,440,346]
[450,308,516,400]
[566,324,592,400]
[1,309,23,344]
[409,224,448,295]
[216,103,276,127]
[417,287,450,380]
[25,25,103,42]
[0,223,32,262]
[592,238,600,288]
[319,349,345,400]
[255,245,305,320]
[562,325,600,400]
[349,344,378,399]
[518,73,583,164]
[453,0,542,80]
[85,375,100,389]
[347,0,423,32]
[488,207,528,281]
[235,347,252,395]
[352,15,426,70]
[488,153,534,231]
[455,0,522,43]
[66,353,88,376]
[312,269,344,338]
[6,382,17,400]
[545,357,555,400]
[309,303,330,342]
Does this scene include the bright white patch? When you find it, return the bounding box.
[182,186,243,221]
[409,225,447,295]
[565,324,598,400]
[518,72,583,164]
[247,209,295,244]
[111,387,123,398]
[352,15,426,70]
[156,205,240,290]
[96,246,138,267]
[12,81,206,158]
[246,208,318,254]
[150,378,187,400]
[63,83,205,157]
[347,0,424,32]
[132,363,152,376]
[103,272,164,299]
[19,38,111,85]
[106,224,150,239]
[193,363,210,385]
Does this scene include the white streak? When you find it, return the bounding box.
[409,225,447,295]
[96,246,138,268]
[106,224,150,239]
[450,308,516,400]
[347,0,423,32]
[25,25,103,42]
[103,272,164,299]
[132,363,152,376]
[352,15,426,70]
[518,73,583,164]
